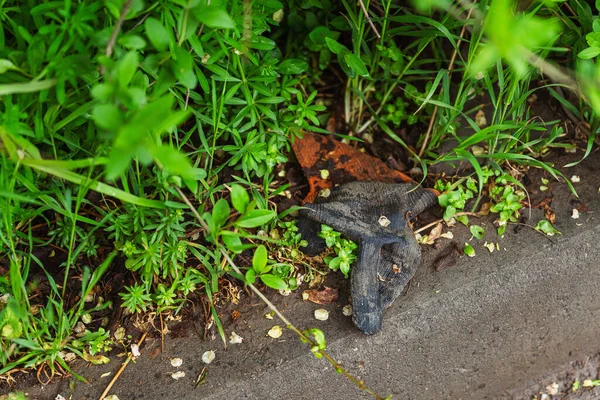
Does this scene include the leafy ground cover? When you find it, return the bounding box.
[1,0,599,396]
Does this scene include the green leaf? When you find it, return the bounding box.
[455,215,469,226]
[535,220,561,236]
[344,54,369,77]
[222,233,243,253]
[117,52,138,88]
[325,37,348,55]
[145,17,170,51]
[21,159,167,208]
[252,245,269,273]
[0,79,56,96]
[578,47,600,60]
[260,274,288,290]
[277,59,309,74]
[463,243,476,257]
[118,34,146,50]
[245,269,256,284]
[235,209,276,228]
[469,225,485,240]
[193,6,235,29]
[230,184,249,214]
[212,199,230,230]
[92,104,124,131]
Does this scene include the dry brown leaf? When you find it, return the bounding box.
[303,287,339,305]
[478,202,492,216]
[544,205,556,224]
[429,223,443,241]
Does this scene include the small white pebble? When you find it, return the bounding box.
[131,343,141,358]
[378,216,391,227]
[267,326,283,338]
[55,395,67,400]
[202,350,216,364]
[546,382,559,395]
[170,371,186,380]
[170,357,183,367]
[314,309,329,321]
[483,242,495,253]
[342,305,353,317]
[570,175,580,183]
[229,331,243,344]
[101,371,112,378]
[572,209,580,219]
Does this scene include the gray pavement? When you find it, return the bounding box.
[16,154,600,400]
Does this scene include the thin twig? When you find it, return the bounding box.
[508,222,557,244]
[414,212,481,234]
[99,332,148,400]
[358,0,381,39]
[102,0,135,75]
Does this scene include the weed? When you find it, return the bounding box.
[319,224,358,278]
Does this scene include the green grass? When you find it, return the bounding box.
[0,0,598,389]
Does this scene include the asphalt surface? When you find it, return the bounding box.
[12,153,600,400]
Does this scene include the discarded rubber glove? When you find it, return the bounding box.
[299,181,437,334]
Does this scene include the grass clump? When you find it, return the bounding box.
[0,0,598,394]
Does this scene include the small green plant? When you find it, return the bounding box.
[244,245,288,291]
[319,225,358,278]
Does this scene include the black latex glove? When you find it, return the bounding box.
[298,182,437,334]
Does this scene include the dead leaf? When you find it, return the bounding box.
[544,205,556,224]
[478,202,492,216]
[231,310,241,322]
[303,287,339,305]
[428,223,443,241]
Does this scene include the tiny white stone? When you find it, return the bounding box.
[202,350,216,364]
[314,309,329,321]
[229,331,243,344]
[267,325,283,338]
[483,241,495,253]
[546,382,559,395]
[378,216,391,227]
[170,371,186,380]
[131,343,141,358]
[570,175,580,183]
[572,209,580,219]
[170,357,183,367]
[342,305,353,317]
[56,395,67,400]
[101,371,112,378]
